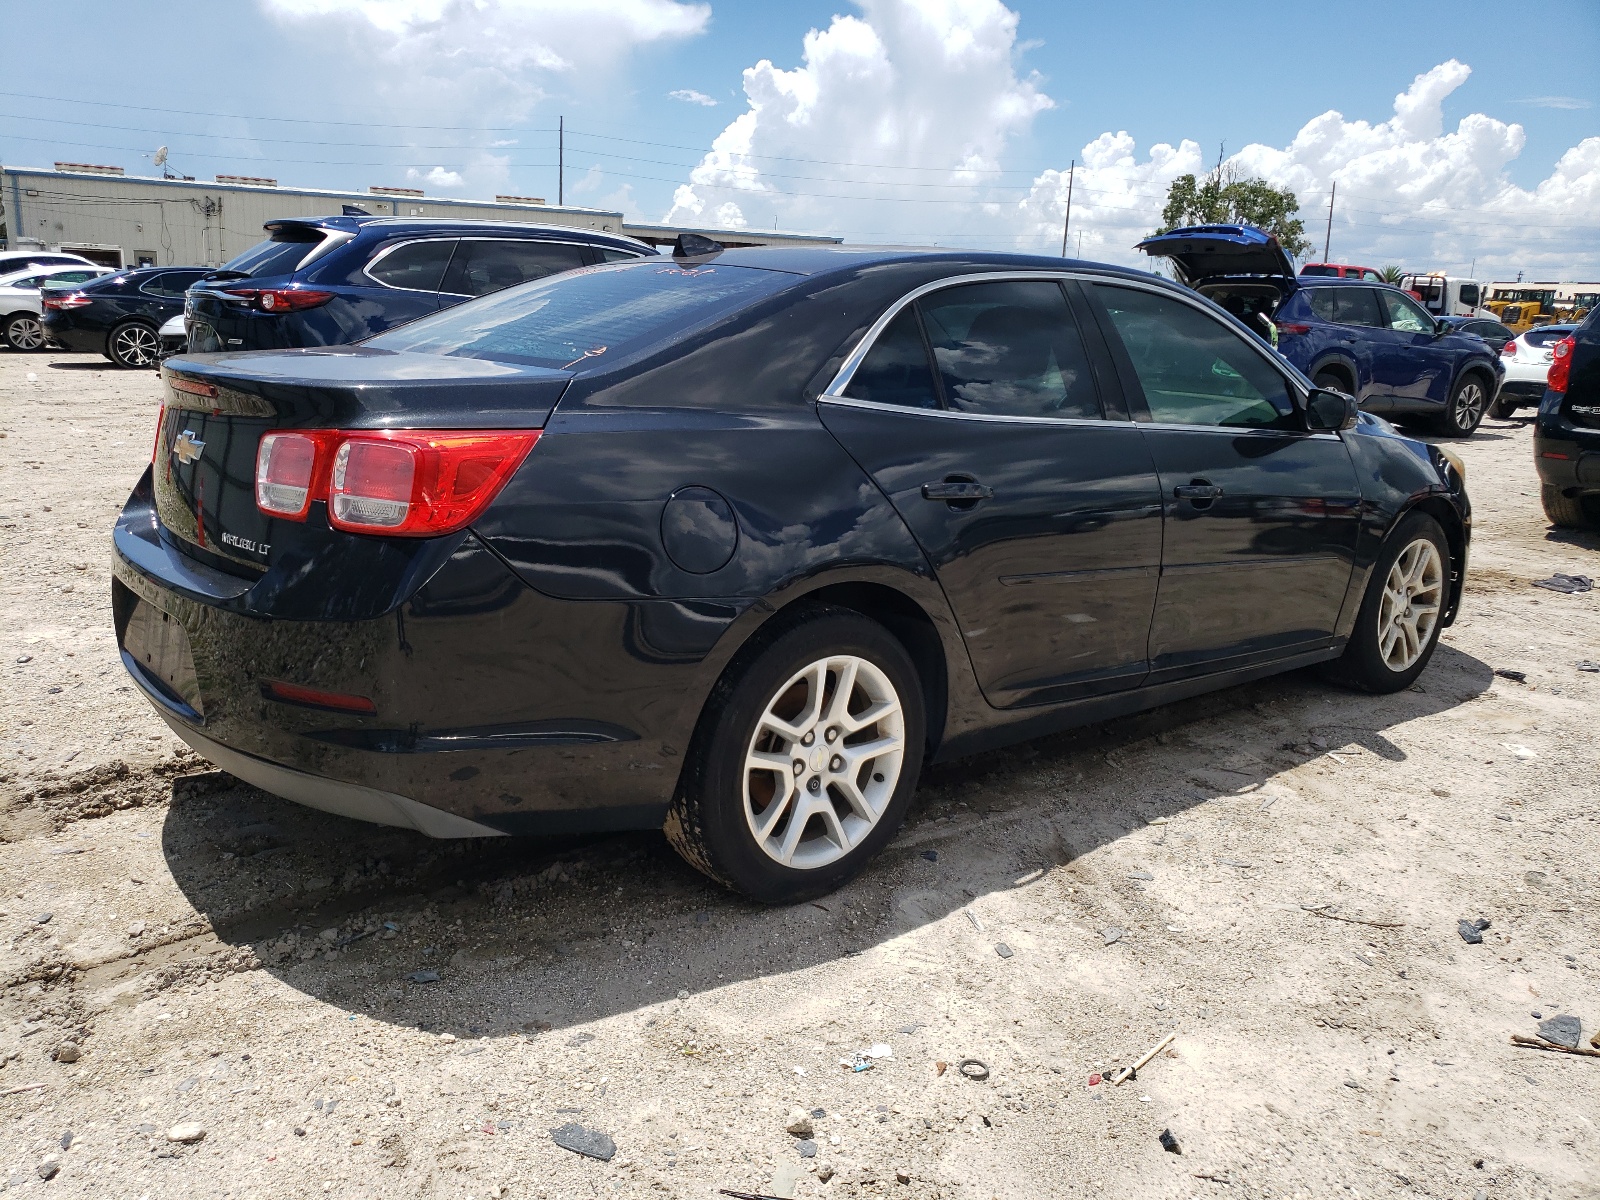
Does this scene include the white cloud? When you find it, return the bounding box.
[662,0,1051,239]
[406,165,465,188]
[262,0,709,75]
[1018,59,1600,277]
[669,88,719,106]
[1519,96,1592,110]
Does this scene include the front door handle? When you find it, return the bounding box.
[921,479,994,502]
[1173,482,1223,501]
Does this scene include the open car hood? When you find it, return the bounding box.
[1135,224,1295,287]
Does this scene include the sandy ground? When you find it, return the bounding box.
[1,349,1597,1200]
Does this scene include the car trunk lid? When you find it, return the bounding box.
[1135,224,1296,288]
[155,347,571,573]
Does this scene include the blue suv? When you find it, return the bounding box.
[186,216,656,354]
[1137,225,1504,436]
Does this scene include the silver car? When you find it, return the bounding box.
[0,264,114,351]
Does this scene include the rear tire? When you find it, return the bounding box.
[1436,374,1488,436]
[1312,369,1351,394]
[1541,485,1600,530]
[1488,393,1518,419]
[1323,512,1450,693]
[107,321,159,369]
[4,313,46,352]
[665,607,926,904]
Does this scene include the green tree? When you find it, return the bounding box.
[1379,265,1405,283]
[1156,163,1311,259]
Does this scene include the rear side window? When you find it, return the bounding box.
[1309,287,1383,328]
[139,272,197,298]
[222,231,326,279]
[918,281,1101,419]
[843,308,939,409]
[367,239,455,292]
[600,248,645,263]
[1093,284,1295,430]
[1379,290,1434,333]
[442,240,589,297]
[368,262,792,369]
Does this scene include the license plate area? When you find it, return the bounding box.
[120,594,204,719]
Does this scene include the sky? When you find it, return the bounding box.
[3,0,1598,279]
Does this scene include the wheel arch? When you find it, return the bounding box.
[1391,493,1468,625]
[1453,359,1500,402]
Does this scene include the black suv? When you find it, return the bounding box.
[1534,306,1600,528]
[185,216,656,353]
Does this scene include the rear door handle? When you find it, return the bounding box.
[921,480,993,502]
[1173,483,1223,500]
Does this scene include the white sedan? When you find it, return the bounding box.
[0,264,114,350]
[1493,325,1578,415]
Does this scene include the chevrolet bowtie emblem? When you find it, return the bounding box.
[172,430,205,466]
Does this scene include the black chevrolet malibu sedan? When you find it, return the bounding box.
[113,245,1471,902]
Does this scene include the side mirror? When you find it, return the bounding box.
[1305,387,1358,432]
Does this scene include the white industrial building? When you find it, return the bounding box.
[1,162,839,268]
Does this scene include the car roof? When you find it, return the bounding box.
[660,244,1165,282]
[264,215,654,252]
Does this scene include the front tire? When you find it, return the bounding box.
[1541,484,1600,530]
[1436,374,1489,436]
[4,313,46,352]
[1324,512,1450,693]
[666,607,926,903]
[107,322,159,369]
[1488,393,1518,419]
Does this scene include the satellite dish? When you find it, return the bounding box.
[153,146,168,167]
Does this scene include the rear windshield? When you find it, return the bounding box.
[221,230,326,279]
[367,262,794,369]
[1526,327,1576,347]
[1299,265,1337,277]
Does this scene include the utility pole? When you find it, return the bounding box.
[1077,229,1083,257]
[558,115,564,207]
[1059,159,1075,257]
[1323,182,1335,263]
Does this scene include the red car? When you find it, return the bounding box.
[1300,262,1383,282]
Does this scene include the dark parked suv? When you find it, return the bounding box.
[1138,225,1504,436]
[186,216,656,353]
[1534,306,1600,528]
[41,267,212,367]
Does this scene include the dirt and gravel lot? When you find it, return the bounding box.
[1,349,1597,1199]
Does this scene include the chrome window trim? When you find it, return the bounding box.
[817,392,1125,430]
[821,268,1320,436]
[361,236,462,294]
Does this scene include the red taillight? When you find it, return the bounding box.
[1502,339,1517,356]
[43,292,91,310]
[1548,335,1576,393]
[1276,322,1312,336]
[260,679,376,715]
[222,287,335,312]
[255,430,339,519]
[253,428,538,534]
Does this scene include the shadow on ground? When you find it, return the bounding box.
[154,645,1494,1037]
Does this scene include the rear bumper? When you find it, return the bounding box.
[39,318,103,353]
[1534,399,1600,493]
[112,469,741,837]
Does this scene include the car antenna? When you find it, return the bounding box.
[672,232,724,260]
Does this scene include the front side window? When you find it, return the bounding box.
[917,280,1101,419]
[843,308,939,409]
[1460,283,1481,307]
[442,240,589,297]
[1093,284,1296,429]
[367,239,455,292]
[1380,289,1434,333]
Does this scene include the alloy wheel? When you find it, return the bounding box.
[112,324,158,367]
[1452,381,1485,431]
[742,654,906,870]
[7,316,45,351]
[1377,538,1444,672]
